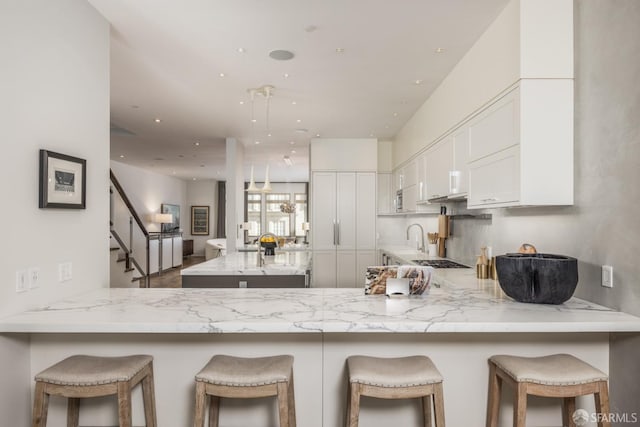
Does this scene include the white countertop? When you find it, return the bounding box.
[181,251,311,276]
[2,268,640,334]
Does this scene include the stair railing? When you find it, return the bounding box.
[109,170,151,287]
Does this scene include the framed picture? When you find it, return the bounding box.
[39,150,86,209]
[161,203,180,233]
[191,205,210,235]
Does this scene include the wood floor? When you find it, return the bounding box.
[148,256,205,288]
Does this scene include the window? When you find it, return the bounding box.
[294,193,307,237]
[246,193,261,237]
[244,183,308,242]
[266,193,291,236]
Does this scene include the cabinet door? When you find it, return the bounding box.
[172,237,183,267]
[336,251,357,288]
[311,172,337,250]
[467,87,520,162]
[161,238,172,272]
[468,145,520,208]
[425,138,454,200]
[377,173,392,214]
[356,173,376,250]
[403,160,417,188]
[416,153,427,202]
[336,173,357,250]
[312,250,336,288]
[451,126,469,196]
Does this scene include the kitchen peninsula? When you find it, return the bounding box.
[181,250,312,288]
[3,272,640,427]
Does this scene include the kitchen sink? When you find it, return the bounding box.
[412,259,470,269]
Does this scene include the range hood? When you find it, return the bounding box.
[426,192,467,203]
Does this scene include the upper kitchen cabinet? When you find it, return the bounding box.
[467,80,573,208]
[424,137,453,201]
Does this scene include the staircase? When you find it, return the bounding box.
[110,170,150,288]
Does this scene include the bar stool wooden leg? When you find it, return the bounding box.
[142,366,157,427]
[208,395,220,427]
[32,382,49,427]
[67,398,80,427]
[562,397,576,427]
[193,382,206,427]
[486,361,501,427]
[277,381,290,427]
[422,395,432,427]
[347,383,361,427]
[595,381,611,427]
[432,382,446,427]
[117,381,133,427]
[288,372,297,427]
[514,383,527,427]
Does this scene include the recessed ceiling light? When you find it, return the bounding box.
[119,155,125,158]
[255,141,261,145]
[291,150,296,154]
[369,133,374,137]
[316,133,320,137]
[194,142,200,146]
[283,73,290,78]
[289,141,295,145]
[219,73,226,77]
[239,101,245,105]
[154,118,161,123]
[385,125,389,129]
[295,128,308,134]
[414,79,423,85]
[269,50,295,61]
[193,178,197,181]
[291,101,297,105]
[335,48,345,53]
[393,112,398,117]
[237,47,246,53]
[435,47,445,53]
[296,119,302,123]
[267,133,272,137]
[172,171,176,175]
[251,118,257,123]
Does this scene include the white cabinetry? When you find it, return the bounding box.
[450,126,469,197]
[377,173,393,214]
[311,171,376,287]
[467,81,573,208]
[425,138,454,200]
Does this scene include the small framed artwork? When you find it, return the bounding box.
[39,149,86,209]
[191,205,210,235]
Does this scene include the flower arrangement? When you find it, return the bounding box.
[280,201,296,213]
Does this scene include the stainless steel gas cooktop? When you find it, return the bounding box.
[412,259,470,269]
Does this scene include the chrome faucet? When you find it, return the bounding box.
[406,223,425,253]
[257,232,279,267]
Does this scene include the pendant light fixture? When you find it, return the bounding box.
[245,85,275,193]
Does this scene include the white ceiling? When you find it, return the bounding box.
[90,0,509,182]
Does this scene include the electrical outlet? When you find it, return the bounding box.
[601,265,613,288]
[58,262,73,282]
[28,267,40,289]
[15,270,28,293]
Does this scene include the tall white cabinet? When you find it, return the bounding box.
[310,138,377,288]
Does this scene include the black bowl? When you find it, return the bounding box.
[495,253,578,304]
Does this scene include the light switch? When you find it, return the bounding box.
[601,265,613,288]
[16,270,27,293]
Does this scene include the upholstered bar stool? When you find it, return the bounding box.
[193,354,296,427]
[346,355,445,427]
[31,354,157,427]
[486,353,610,427]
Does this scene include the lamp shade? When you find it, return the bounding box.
[154,213,173,224]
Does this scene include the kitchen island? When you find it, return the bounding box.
[181,250,312,288]
[2,270,640,427]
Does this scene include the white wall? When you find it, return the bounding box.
[0,0,110,423]
[186,179,218,256]
[110,160,188,234]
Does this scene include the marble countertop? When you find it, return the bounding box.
[181,251,311,276]
[2,269,640,334]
